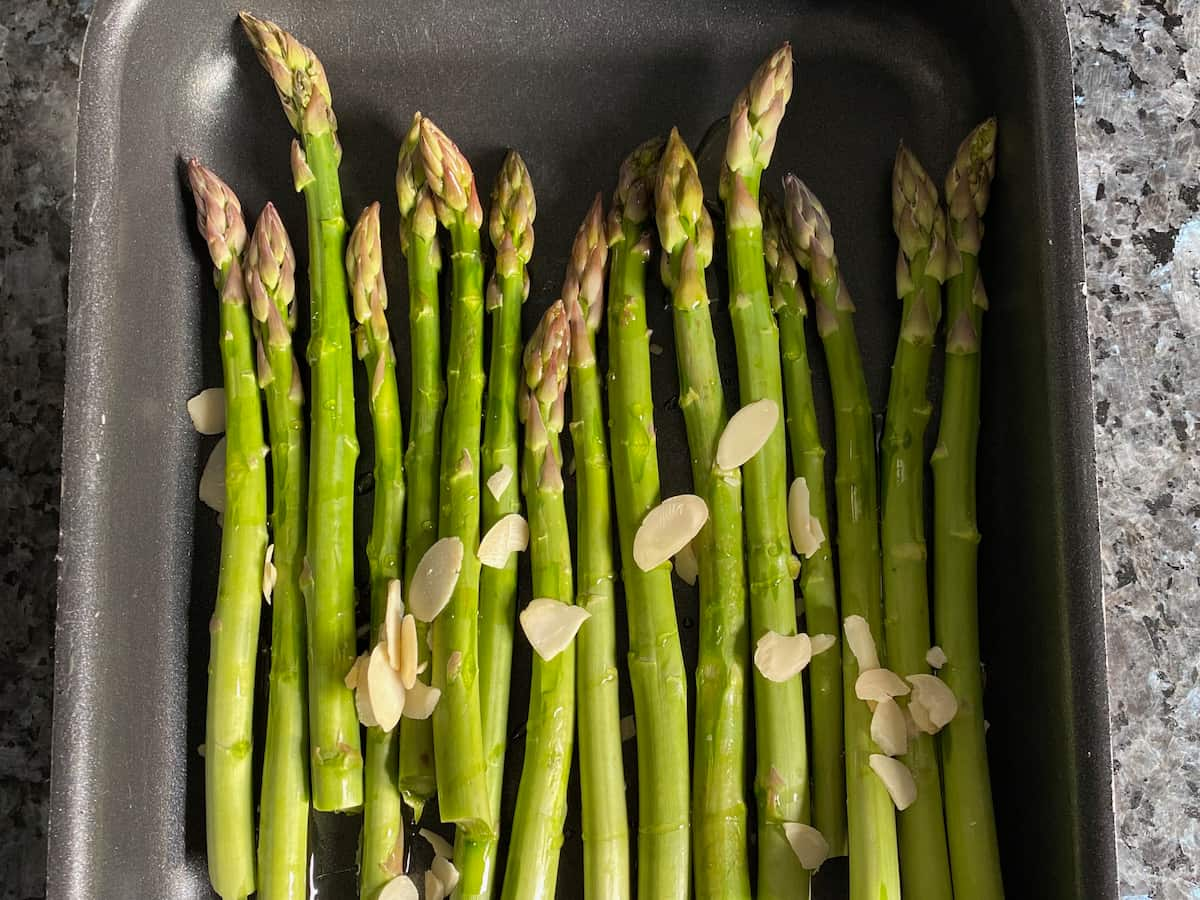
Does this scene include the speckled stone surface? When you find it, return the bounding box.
[0,2,1195,899]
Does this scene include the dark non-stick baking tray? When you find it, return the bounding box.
[50,0,1114,897]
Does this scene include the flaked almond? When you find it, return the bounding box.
[431,856,460,895]
[810,633,837,656]
[674,541,698,586]
[633,494,709,571]
[402,679,441,720]
[378,875,418,900]
[855,668,911,702]
[870,697,908,757]
[477,513,529,568]
[754,631,813,683]
[926,645,948,669]
[385,579,405,669]
[520,598,591,661]
[909,697,935,735]
[399,614,418,689]
[908,674,958,732]
[716,398,779,469]
[843,615,880,671]
[187,387,226,434]
[425,872,445,900]
[199,436,227,513]
[368,642,407,731]
[869,754,917,810]
[262,543,277,604]
[355,679,378,729]
[345,652,368,690]
[486,464,514,501]
[788,477,826,558]
[420,828,454,860]
[409,537,464,622]
[783,822,830,871]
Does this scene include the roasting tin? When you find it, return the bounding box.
[51,0,1114,896]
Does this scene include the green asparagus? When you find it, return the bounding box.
[245,201,310,900]
[720,47,810,897]
[783,174,899,900]
[761,192,846,858]
[348,202,407,899]
[187,160,267,900]
[565,194,630,900]
[656,128,750,899]
[396,113,443,819]
[240,13,362,811]
[934,118,1003,900]
[457,150,536,898]
[881,144,953,900]
[501,301,576,900]
[605,137,691,900]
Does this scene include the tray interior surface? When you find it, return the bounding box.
[52,0,1113,897]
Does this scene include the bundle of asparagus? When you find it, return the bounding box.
[190,16,1009,899]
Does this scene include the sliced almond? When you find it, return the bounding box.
[788,477,825,558]
[633,494,709,571]
[425,872,445,900]
[409,537,464,622]
[431,856,460,895]
[754,631,813,683]
[385,579,405,669]
[402,679,441,720]
[926,645,948,669]
[355,680,378,729]
[716,398,779,470]
[345,652,368,690]
[420,828,454,861]
[378,875,418,900]
[909,696,936,735]
[869,754,918,811]
[187,387,226,434]
[477,513,529,568]
[199,436,227,513]
[907,674,958,732]
[809,633,837,656]
[673,541,699,586]
[855,668,911,702]
[520,598,591,661]
[399,614,418,689]
[843,615,880,671]
[368,642,406,732]
[486,464,514,501]
[262,543,277,604]
[870,697,908,757]
[783,822,830,871]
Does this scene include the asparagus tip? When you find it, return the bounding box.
[611,135,665,231]
[245,201,296,333]
[725,42,794,178]
[945,117,998,249]
[892,144,947,286]
[522,300,570,440]
[238,11,333,137]
[563,194,608,352]
[346,201,387,328]
[418,116,483,230]
[186,159,247,270]
[489,150,536,277]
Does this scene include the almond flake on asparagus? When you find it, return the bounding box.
[402,679,441,720]
[431,856,460,895]
[398,614,418,689]
[907,673,958,732]
[925,645,948,669]
[520,598,591,661]
[424,872,445,900]
[754,630,813,682]
[673,541,699,585]
[715,397,779,470]
[809,633,837,656]
[843,614,880,671]
[783,821,830,871]
[869,753,918,810]
[486,463,514,501]
[345,652,368,690]
[420,828,454,860]
[199,436,227,513]
[477,513,529,568]
[788,476,826,558]
[633,494,709,571]
[408,536,464,622]
[378,875,418,900]
[368,641,406,732]
[870,697,909,756]
[855,667,911,702]
[187,387,226,435]
[262,543,277,604]
[385,579,405,669]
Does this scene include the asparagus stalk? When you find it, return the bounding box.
[880,145,954,899]
[457,150,536,898]
[761,192,846,857]
[240,13,362,811]
[187,160,267,900]
[420,116,494,860]
[501,302,576,900]
[605,137,691,900]
[656,129,751,899]
[719,48,810,897]
[934,118,1003,900]
[396,114,443,819]
[782,175,900,900]
[565,195,630,900]
[245,201,310,900]
[348,202,407,899]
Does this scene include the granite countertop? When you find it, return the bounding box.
[0,1,1196,898]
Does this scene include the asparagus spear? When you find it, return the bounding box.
[880,145,954,899]
[605,137,691,900]
[420,116,494,860]
[719,47,810,897]
[501,301,576,900]
[457,150,536,898]
[245,201,310,900]
[348,202,407,899]
[240,13,362,811]
[761,192,846,857]
[396,114,443,819]
[656,129,751,899]
[782,175,900,900]
[187,160,267,900]
[934,118,1003,900]
[565,195,630,900]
